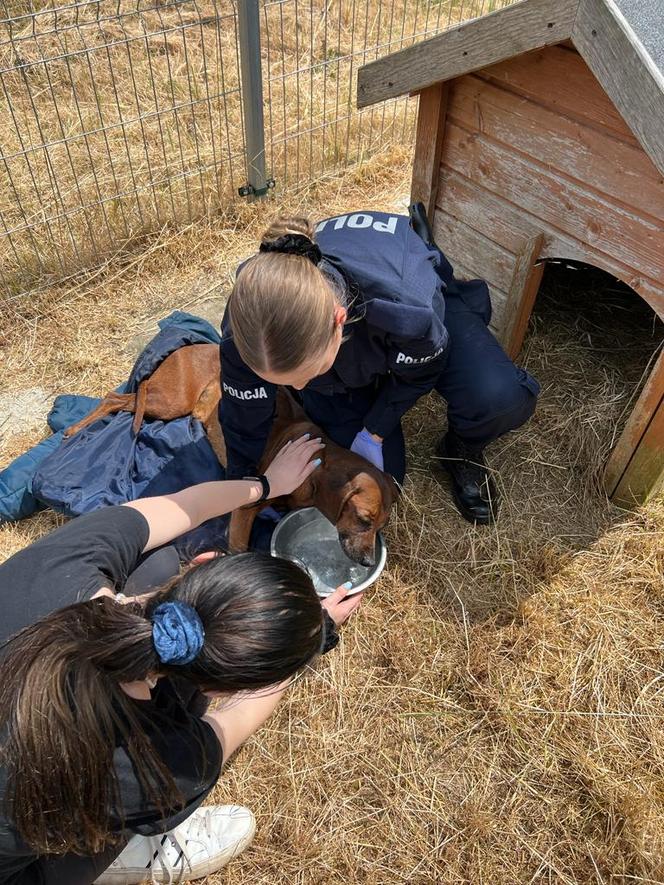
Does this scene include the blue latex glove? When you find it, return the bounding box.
[350,429,384,471]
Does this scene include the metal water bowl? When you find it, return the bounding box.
[270,507,387,598]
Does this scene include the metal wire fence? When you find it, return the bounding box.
[0,0,516,297]
[261,0,510,192]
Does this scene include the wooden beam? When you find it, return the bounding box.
[357,0,579,108]
[477,45,641,143]
[449,74,664,220]
[433,210,517,293]
[572,0,664,178]
[434,165,664,320]
[611,394,664,507]
[502,234,546,357]
[410,83,448,218]
[605,346,664,496]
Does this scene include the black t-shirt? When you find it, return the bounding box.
[0,507,222,876]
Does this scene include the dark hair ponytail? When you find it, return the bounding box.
[0,553,322,855]
[0,598,171,855]
[151,553,324,690]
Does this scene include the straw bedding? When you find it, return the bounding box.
[210,262,663,884]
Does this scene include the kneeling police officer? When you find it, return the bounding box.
[219,206,540,524]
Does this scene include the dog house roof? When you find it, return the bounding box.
[615,0,663,74]
[357,0,664,177]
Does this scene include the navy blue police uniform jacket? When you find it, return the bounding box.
[220,210,467,480]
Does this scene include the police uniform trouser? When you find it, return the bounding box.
[302,282,540,484]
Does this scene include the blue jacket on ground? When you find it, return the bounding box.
[29,313,225,524]
[220,210,455,479]
[1,312,253,553]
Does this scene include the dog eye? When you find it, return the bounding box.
[358,517,372,530]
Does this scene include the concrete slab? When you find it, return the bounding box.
[0,386,52,442]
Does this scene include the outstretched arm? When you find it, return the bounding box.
[124,434,323,552]
[202,585,364,758]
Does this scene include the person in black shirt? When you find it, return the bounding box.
[0,434,362,885]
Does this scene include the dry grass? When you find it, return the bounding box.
[1,147,663,882]
[208,265,663,884]
[0,0,517,294]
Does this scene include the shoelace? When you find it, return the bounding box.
[145,832,191,885]
[454,457,486,486]
[146,808,218,884]
[446,448,487,478]
[189,806,216,842]
[450,437,486,464]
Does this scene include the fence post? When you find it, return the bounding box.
[237,0,271,200]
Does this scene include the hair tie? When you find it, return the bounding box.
[259,233,322,266]
[151,601,205,666]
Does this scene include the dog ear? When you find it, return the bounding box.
[275,388,307,424]
[334,484,359,523]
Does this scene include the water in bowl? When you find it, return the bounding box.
[287,530,371,595]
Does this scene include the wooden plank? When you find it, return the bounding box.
[441,120,664,288]
[410,83,449,218]
[433,210,516,292]
[448,75,664,219]
[438,166,550,251]
[604,346,664,494]
[611,394,664,507]
[433,210,512,333]
[503,235,546,358]
[435,166,664,318]
[489,291,510,337]
[478,45,639,143]
[451,260,479,281]
[357,0,579,108]
[572,0,664,178]
[451,257,512,332]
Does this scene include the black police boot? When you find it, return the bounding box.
[435,432,499,524]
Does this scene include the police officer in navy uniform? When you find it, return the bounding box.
[219,207,540,524]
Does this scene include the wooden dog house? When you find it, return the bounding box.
[358,0,664,506]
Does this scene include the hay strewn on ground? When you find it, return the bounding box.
[1,153,663,883]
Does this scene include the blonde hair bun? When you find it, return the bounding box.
[261,214,315,245]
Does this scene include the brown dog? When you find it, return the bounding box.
[230,388,397,566]
[64,344,397,564]
[63,344,226,462]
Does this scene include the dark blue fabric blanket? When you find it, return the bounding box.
[0,312,273,554]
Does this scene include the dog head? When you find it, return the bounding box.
[307,458,398,567]
[260,406,399,566]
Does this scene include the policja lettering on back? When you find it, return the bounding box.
[219,210,450,483]
[315,214,398,234]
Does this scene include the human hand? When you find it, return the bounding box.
[263,433,324,499]
[350,428,384,471]
[321,583,364,626]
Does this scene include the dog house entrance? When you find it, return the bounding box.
[526,259,663,506]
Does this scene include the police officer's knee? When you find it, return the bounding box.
[466,367,539,427]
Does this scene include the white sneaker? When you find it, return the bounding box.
[95,804,256,884]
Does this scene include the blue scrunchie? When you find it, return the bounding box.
[151,601,205,666]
